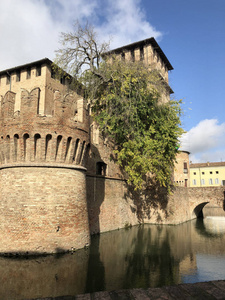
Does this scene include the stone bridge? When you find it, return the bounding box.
[187,186,225,218]
[167,186,225,225]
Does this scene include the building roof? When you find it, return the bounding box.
[190,162,225,168]
[0,58,52,76]
[105,37,173,71]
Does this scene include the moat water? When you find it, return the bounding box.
[1,216,225,299]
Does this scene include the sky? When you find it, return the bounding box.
[0,0,225,163]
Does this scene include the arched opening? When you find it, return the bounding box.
[55,135,63,161]
[193,202,209,218]
[14,134,19,161]
[45,134,52,160]
[65,137,72,162]
[6,135,10,162]
[72,139,80,163]
[23,133,30,161]
[34,133,41,160]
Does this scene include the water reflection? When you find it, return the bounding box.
[1,217,225,299]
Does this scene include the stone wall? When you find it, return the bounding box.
[0,165,90,254]
[86,177,225,235]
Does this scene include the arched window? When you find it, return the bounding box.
[65,137,72,161]
[23,133,30,161]
[14,134,19,161]
[45,134,52,159]
[34,133,41,159]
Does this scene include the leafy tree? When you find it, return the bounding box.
[55,22,184,191]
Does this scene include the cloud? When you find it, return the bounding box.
[180,119,225,162]
[96,0,162,48]
[0,0,162,70]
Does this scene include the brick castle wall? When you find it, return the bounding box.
[0,80,91,254]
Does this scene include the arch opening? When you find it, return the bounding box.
[193,202,209,218]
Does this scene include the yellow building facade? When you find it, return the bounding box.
[190,162,225,187]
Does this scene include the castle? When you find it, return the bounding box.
[0,38,188,254]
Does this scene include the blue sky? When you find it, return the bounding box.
[0,0,225,163]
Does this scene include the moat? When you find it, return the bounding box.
[1,217,225,299]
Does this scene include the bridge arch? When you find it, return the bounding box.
[192,202,209,218]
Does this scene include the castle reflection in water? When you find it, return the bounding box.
[1,216,225,299]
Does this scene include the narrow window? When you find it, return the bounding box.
[72,139,80,162]
[140,46,144,61]
[36,66,41,76]
[65,137,72,161]
[34,133,41,159]
[27,68,31,79]
[6,135,10,161]
[201,179,205,185]
[14,134,19,161]
[96,162,107,176]
[55,135,62,160]
[183,162,188,173]
[45,134,52,159]
[6,74,10,84]
[23,133,29,161]
[16,70,21,82]
[131,49,135,62]
[60,77,65,85]
[193,179,196,186]
[215,178,219,184]
[209,178,213,185]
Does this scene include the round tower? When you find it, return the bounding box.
[0,66,90,254]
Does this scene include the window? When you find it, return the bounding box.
[36,66,41,76]
[209,178,213,185]
[27,68,31,79]
[16,70,20,82]
[121,52,125,60]
[193,179,196,186]
[140,46,144,61]
[183,162,188,173]
[202,172,205,175]
[193,172,196,175]
[96,161,107,176]
[215,178,219,184]
[131,49,135,62]
[60,77,65,85]
[201,179,205,185]
[6,73,10,84]
[210,171,213,174]
[216,171,219,174]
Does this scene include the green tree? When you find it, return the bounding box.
[55,22,184,191]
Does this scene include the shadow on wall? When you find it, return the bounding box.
[86,144,105,235]
[124,179,171,224]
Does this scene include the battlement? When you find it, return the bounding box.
[0,59,90,168]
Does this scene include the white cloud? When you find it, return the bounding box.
[0,0,162,70]
[180,119,225,163]
[96,0,162,49]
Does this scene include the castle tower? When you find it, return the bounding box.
[0,59,90,254]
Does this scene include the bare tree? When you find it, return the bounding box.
[54,21,110,81]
